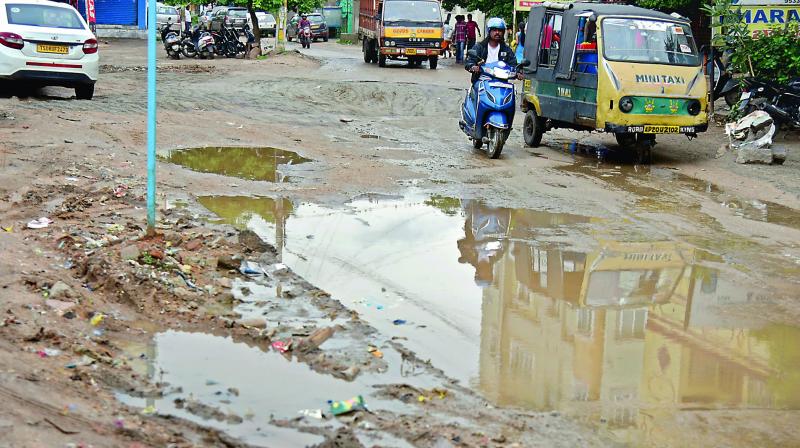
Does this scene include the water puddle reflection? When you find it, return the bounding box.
[195,192,800,445]
[161,147,310,182]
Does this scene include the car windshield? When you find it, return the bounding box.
[601,18,699,66]
[309,15,324,23]
[383,1,441,23]
[229,9,247,17]
[158,6,177,15]
[6,4,84,29]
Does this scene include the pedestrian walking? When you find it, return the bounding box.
[466,13,480,52]
[454,15,467,63]
[443,13,453,59]
[184,5,192,34]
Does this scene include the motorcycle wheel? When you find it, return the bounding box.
[486,127,506,159]
[182,45,197,58]
[724,89,741,107]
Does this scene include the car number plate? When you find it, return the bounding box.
[405,48,417,55]
[643,125,680,134]
[37,44,69,54]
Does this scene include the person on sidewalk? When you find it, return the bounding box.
[184,5,192,34]
[454,15,467,63]
[466,13,481,52]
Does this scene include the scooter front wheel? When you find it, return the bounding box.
[486,127,506,159]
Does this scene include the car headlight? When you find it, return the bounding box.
[619,97,634,113]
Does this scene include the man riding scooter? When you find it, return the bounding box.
[465,18,521,83]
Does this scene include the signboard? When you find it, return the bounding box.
[515,0,570,12]
[87,0,95,23]
[715,4,800,37]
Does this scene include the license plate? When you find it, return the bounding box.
[405,48,417,55]
[643,125,680,134]
[37,44,69,54]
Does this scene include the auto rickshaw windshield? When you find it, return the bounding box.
[601,18,699,66]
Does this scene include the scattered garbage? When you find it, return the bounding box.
[90,313,105,327]
[112,184,128,198]
[48,282,75,300]
[328,395,368,416]
[271,340,292,353]
[298,409,324,419]
[239,260,265,276]
[141,405,157,416]
[367,345,383,358]
[296,327,335,353]
[36,348,62,358]
[726,111,786,165]
[27,217,53,229]
[392,319,407,325]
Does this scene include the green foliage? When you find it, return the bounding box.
[424,195,462,216]
[441,0,513,24]
[704,0,800,84]
[337,38,355,45]
[634,0,692,12]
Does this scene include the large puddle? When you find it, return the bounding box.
[117,330,424,447]
[161,147,310,182]
[195,190,800,445]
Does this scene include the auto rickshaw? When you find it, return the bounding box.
[520,2,708,163]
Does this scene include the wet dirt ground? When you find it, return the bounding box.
[0,39,799,447]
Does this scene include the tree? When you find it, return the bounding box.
[442,0,513,24]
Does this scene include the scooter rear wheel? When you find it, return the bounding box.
[473,138,483,149]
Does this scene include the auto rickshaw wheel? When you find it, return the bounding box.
[634,133,655,165]
[523,110,543,147]
[614,132,637,148]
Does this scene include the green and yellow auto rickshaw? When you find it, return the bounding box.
[520,2,708,162]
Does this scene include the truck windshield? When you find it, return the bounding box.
[383,1,442,23]
[601,18,699,66]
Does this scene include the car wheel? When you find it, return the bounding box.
[323,35,328,42]
[75,83,94,100]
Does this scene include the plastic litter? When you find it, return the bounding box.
[328,395,367,416]
[271,340,292,353]
[239,260,265,276]
[113,184,128,198]
[392,319,407,325]
[367,345,383,358]
[298,409,324,419]
[37,348,62,358]
[27,217,53,229]
[90,313,104,326]
[141,405,157,415]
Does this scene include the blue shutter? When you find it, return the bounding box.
[96,0,137,25]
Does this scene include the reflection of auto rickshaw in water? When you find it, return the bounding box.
[520,2,708,164]
[578,241,693,308]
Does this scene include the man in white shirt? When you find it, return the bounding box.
[184,6,192,34]
[464,17,520,83]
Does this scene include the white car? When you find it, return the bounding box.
[0,0,98,99]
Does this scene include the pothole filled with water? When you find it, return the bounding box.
[161,147,311,182]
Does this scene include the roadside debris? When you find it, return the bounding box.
[298,409,324,419]
[328,395,367,416]
[27,217,53,229]
[726,111,786,165]
[296,326,335,353]
[392,319,407,325]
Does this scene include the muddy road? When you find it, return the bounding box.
[0,39,799,447]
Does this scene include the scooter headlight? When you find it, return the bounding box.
[619,96,634,113]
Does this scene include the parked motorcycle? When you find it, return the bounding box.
[299,25,312,49]
[160,19,182,59]
[459,50,530,158]
[738,77,800,130]
[181,27,215,59]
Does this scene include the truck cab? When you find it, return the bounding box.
[359,0,445,69]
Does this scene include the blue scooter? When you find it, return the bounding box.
[459,50,530,158]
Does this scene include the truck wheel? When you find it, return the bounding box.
[429,55,438,69]
[370,40,379,63]
[378,54,386,67]
[363,39,370,63]
[523,110,544,147]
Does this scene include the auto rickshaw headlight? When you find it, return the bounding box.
[619,97,634,113]
[687,100,701,116]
